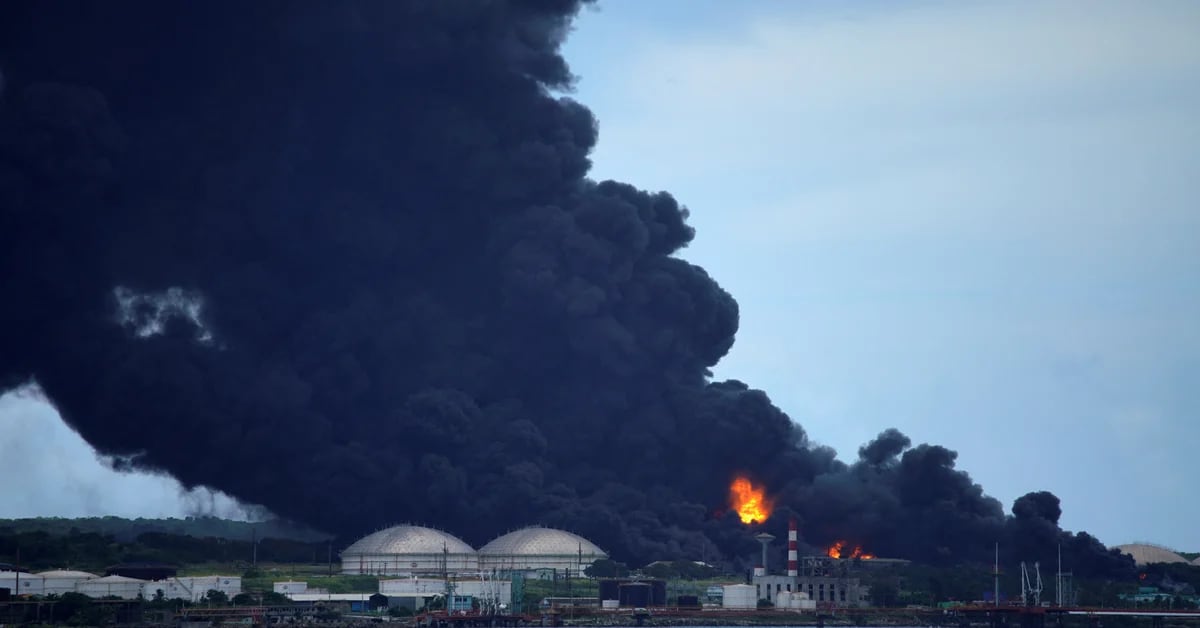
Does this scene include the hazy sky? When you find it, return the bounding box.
[2,1,1197,550]
[561,0,1200,549]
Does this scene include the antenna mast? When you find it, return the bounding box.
[1020,561,1043,607]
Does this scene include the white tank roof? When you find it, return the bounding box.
[92,574,147,583]
[1115,543,1189,566]
[37,570,98,578]
[480,527,606,557]
[343,524,475,556]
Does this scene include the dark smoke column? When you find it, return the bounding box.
[0,1,1129,573]
[0,0,812,561]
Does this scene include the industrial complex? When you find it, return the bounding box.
[4,523,1200,626]
[329,520,881,611]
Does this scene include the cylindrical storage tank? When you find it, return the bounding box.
[618,582,651,608]
[722,584,756,610]
[601,599,619,610]
[598,579,620,602]
[649,580,667,606]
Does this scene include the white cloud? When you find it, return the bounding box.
[0,388,259,521]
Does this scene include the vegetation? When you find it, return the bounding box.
[0,527,332,572]
[0,516,329,543]
[856,562,1152,608]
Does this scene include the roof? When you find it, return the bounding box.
[88,574,147,583]
[479,527,607,558]
[290,592,439,601]
[1193,557,1200,567]
[343,524,475,556]
[37,570,98,578]
[288,593,377,602]
[1115,544,1189,566]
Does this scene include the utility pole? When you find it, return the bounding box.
[993,542,1000,608]
[1056,544,1062,606]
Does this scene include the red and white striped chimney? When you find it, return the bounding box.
[787,518,799,577]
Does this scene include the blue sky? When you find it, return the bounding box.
[559,0,1199,548]
[2,0,1197,550]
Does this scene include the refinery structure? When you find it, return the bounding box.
[747,518,883,609]
[334,514,885,611]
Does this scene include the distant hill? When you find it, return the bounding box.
[0,516,331,543]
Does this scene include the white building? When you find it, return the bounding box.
[379,577,511,604]
[378,577,449,595]
[776,590,817,611]
[37,570,98,595]
[341,525,478,575]
[721,584,756,610]
[478,527,607,573]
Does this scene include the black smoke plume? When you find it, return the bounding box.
[0,1,1131,577]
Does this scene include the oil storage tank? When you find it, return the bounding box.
[599,579,620,603]
[618,582,651,607]
[341,525,477,575]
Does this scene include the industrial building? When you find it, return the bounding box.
[339,524,607,576]
[749,520,871,609]
[755,572,867,608]
[479,527,608,573]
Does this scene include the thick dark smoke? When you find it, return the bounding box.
[0,1,1131,577]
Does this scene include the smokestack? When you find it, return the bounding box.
[755,532,775,577]
[787,518,798,577]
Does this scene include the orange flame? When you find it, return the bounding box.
[827,540,874,559]
[729,476,773,524]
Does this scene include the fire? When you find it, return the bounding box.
[729,476,773,524]
[827,540,874,560]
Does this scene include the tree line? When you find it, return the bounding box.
[0,516,329,544]
[0,527,333,572]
